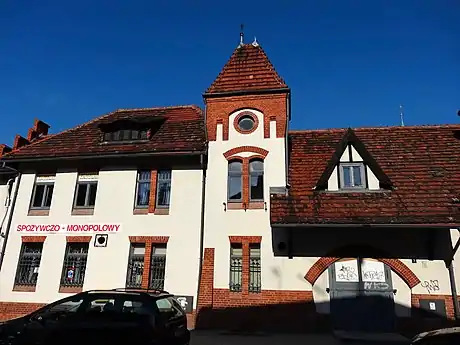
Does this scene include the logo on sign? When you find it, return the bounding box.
[67,268,74,280]
[176,297,188,310]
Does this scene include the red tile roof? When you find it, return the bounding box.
[2,105,206,160]
[205,43,288,95]
[271,125,460,225]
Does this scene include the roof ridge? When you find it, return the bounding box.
[115,104,203,112]
[289,124,460,134]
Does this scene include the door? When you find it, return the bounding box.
[328,258,395,333]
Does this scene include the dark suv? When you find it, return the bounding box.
[0,288,190,345]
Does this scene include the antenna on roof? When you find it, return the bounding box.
[399,104,405,126]
[238,24,244,47]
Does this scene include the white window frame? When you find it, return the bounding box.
[30,175,55,210]
[73,173,99,208]
[339,163,366,189]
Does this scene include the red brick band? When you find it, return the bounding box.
[66,236,92,243]
[223,146,268,159]
[148,170,158,213]
[21,236,46,243]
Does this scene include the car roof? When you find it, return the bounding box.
[84,288,173,299]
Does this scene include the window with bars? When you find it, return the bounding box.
[249,244,261,293]
[156,171,171,208]
[229,244,243,292]
[135,171,151,208]
[30,176,55,210]
[74,173,98,208]
[14,242,44,286]
[149,245,167,290]
[60,242,89,288]
[126,244,145,288]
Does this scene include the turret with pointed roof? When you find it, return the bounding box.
[204,42,289,96]
[204,39,290,141]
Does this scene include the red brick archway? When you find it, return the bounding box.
[305,257,420,289]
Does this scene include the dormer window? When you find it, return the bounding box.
[103,129,148,142]
[339,163,366,189]
[99,117,166,144]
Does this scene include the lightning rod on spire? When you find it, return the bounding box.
[239,24,244,47]
[399,104,405,127]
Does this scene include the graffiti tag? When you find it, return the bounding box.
[337,265,358,282]
[421,280,440,294]
[362,270,385,282]
[364,281,390,291]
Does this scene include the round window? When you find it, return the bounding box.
[237,115,255,132]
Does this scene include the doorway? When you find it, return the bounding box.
[328,258,395,332]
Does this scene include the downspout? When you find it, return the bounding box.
[284,92,291,189]
[448,261,460,319]
[195,151,207,315]
[448,228,460,320]
[0,172,21,272]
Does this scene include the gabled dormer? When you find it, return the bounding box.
[315,128,393,192]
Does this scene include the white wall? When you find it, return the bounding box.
[0,177,17,263]
[0,168,203,308]
[204,108,311,291]
[0,182,9,256]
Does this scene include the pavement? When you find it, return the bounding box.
[190,331,412,345]
[190,331,340,345]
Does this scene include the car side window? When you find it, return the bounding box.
[45,297,85,315]
[169,297,186,316]
[155,297,183,321]
[84,298,117,313]
[122,300,154,316]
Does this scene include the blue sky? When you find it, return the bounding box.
[0,1,459,145]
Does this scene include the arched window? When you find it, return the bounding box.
[249,159,264,201]
[228,160,243,201]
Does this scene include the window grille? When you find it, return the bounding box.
[60,243,89,287]
[229,244,243,292]
[249,244,261,293]
[126,244,145,288]
[14,243,44,286]
[149,245,167,290]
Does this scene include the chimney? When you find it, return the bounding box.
[13,135,30,150]
[27,119,50,141]
[34,119,50,136]
[0,144,12,157]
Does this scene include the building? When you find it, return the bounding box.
[0,38,460,334]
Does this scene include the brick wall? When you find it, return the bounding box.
[0,302,45,321]
[205,93,288,141]
[195,246,329,332]
[195,247,460,333]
